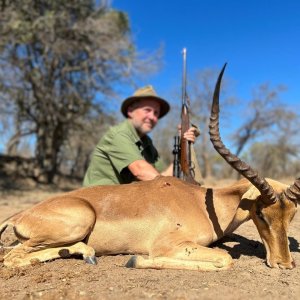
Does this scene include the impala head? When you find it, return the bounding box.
[210,64,299,269]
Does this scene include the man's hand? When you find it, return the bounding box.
[178,125,200,143]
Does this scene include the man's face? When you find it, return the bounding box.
[127,98,161,137]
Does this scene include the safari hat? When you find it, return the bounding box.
[121,85,170,119]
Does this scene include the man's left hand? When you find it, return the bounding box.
[178,125,200,143]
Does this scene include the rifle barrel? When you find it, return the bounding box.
[182,48,187,106]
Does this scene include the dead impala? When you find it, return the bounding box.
[0,65,299,271]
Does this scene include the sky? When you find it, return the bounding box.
[1,1,300,153]
[112,0,300,119]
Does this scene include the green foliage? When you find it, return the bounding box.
[0,0,142,182]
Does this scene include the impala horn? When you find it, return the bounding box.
[209,64,277,205]
[285,179,300,203]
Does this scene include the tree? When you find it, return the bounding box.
[247,113,300,179]
[0,0,160,183]
[154,69,299,181]
[231,83,292,156]
[59,111,116,178]
[248,140,297,179]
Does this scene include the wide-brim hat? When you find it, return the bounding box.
[121,85,170,119]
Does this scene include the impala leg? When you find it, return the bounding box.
[126,241,232,271]
[3,241,96,267]
[3,198,97,267]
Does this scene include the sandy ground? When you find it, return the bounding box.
[0,181,299,300]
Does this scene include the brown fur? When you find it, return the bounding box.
[0,176,297,270]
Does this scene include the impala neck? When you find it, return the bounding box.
[205,181,254,240]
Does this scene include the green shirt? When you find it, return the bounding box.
[83,120,166,186]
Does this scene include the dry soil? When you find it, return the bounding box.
[0,181,299,300]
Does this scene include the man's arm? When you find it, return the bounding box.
[128,160,160,181]
[129,160,175,180]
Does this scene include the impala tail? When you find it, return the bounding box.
[0,212,20,247]
[0,220,10,247]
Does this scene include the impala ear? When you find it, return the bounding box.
[242,185,261,201]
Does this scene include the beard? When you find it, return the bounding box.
[132,119,156,137]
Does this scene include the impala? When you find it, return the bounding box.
[0,65,298,270]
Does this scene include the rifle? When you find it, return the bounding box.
[173,48,199,185]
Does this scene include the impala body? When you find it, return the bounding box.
[0,64,299,270]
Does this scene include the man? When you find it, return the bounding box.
[83,85,198,186]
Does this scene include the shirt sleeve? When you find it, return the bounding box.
[103,132,144,173]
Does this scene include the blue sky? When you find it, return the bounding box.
[112,0,300,115]
[1,1,299,153]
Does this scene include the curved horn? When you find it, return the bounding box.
[285,179,300,203]
[209,64,277,205]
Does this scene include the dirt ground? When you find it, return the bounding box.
[0,179,299,300]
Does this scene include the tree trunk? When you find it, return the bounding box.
[35,123,64,183]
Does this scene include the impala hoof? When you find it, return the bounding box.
[58,249,71,258]
[125,256,138,268]
[84,255,97,265]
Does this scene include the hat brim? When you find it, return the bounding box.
[121,96,170,119]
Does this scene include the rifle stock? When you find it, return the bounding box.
[180,105,199,185]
